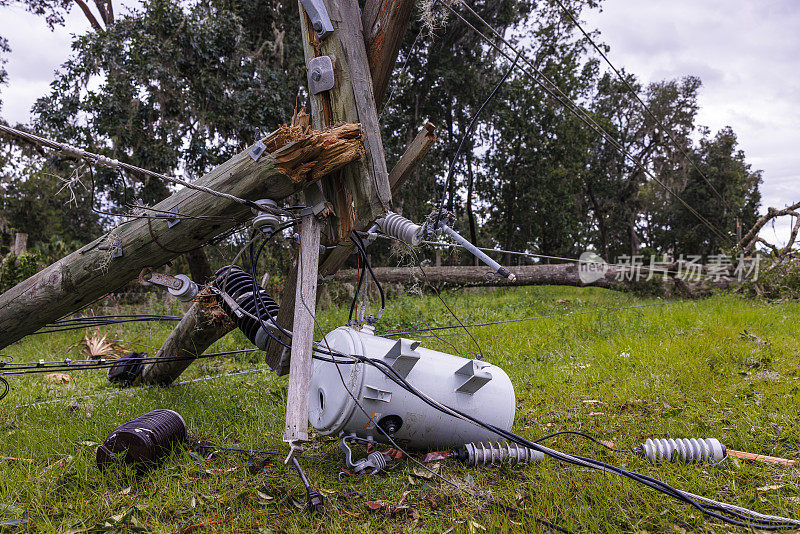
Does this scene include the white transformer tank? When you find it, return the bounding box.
[308,325,516,449]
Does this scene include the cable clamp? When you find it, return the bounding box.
[301,201,333,220]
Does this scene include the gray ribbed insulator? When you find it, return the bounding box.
[252,199,281,234]
[375,212,423,245]
[640,438,726,463]
[463,441,544,467]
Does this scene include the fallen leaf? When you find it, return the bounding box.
[423,451,451,463]
[757,484,784,492]
[600,440,616,449]
[470,520,487,531]
[81,334,126,359]
[118,487,131,495]
[412,462,440,479]
[45,373,71,383]
[397,491,411,507]
[366,501,384,511]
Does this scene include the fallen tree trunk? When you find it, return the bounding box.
[333,264,735,296]
[335,264,619,287]
[0,122,364,350]
[139,291,235,385]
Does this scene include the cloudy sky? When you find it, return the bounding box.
[0,0,798,245]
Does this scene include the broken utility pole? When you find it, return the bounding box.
[141,122,436,386]
[0,123,364,350]
[282,0,394,456]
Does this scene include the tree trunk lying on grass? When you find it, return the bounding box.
[0,122,365,350]
[333,264,735,297]
[138,290,235,385]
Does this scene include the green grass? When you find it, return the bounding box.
[1,287,799,533]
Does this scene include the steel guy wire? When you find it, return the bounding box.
[551,0,730,210]
[435,48,521,232]
[440,1,731,245]
[414,237,708,278]
[0,123,288,216]
[379,24,427,121]
[12,366,268,409]
[377,300,682,337]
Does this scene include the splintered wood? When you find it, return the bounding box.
[266,110,364,183]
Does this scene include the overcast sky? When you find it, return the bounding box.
[0,0,797,246]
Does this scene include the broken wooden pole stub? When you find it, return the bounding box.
[283,205,325,456]
[265,122,436,371]
[139,290,235,386]
[0,122,364,350]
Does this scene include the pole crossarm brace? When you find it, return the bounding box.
[0,123,365,350]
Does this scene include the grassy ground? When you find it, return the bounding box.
[1,286,799,533]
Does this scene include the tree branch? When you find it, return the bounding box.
[74,0,103,31]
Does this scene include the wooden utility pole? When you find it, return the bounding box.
[282,0,395,455]
[264,0,416,369]
[141,123,436,385]
[0,123,364,350]
[143,0,424,387]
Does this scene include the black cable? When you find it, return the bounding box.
[350,232,385,321]
[0,376,8,402]
[0,349,260,376]
[551,0,729,209]
[533,430,631,454]
[348,253,366,323]
[193,444,331,463]
[435,49,521,228]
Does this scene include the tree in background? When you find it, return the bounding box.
[18,0,304,280]
[0,0,765,275]
[647,126,762,256]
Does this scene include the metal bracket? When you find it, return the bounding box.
[384,338,421,378]
[454,359,493,394]
[98,241,122,258]
[300,0,334,39]
[249,140,267,161]
[307,56,335,95]
[301,200,334,220]
[139,268,183,290]
[154,206,181,227]
[340,438,389,476]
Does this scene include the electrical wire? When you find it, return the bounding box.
[348,252,366,323]
[551,0,730,210]
[532,430,632,454]
[0,349,261,377]
[350,232,386,321]
[193,444,332,463]
[32,314,182,334]
[440,1,731,246]
[378,300,679,337]
[0,123,285,216]
[434,48,521,230]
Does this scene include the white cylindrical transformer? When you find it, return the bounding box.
[308,326,516,449]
